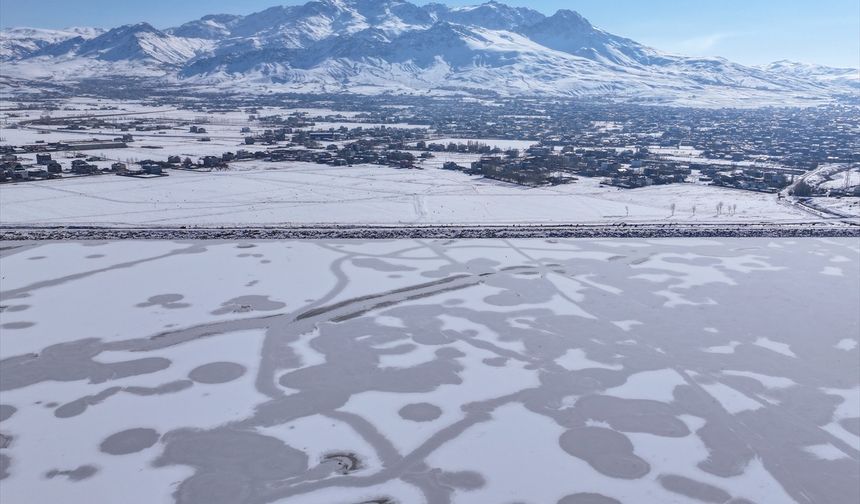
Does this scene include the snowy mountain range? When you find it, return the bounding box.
[1,0,857,105]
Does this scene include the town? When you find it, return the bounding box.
[2,95,858,206]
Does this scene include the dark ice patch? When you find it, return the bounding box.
[840,417,860,436]
[573,395,691,437]
[212,296,286,315]
[399,403,442,422]
[483,357,508,367]
[353,258,416,272]
[155,428,308,504]
[0,305,29,313]
[437,470,485,490]
[137,294,191,309]
[0,338,171,392]
[188,362,246,384]
[45,465,98,481]
[0,405,16,423]
[659,474,732,503]
[1,322,35,330]
[100,428,160,455]
[0,454,10,480]
[56,381,191,418]
[559,427,650,479]
[558,493,622,504]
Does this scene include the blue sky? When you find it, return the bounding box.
[1,0,858,67]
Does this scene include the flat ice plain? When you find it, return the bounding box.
[0,238,858,504]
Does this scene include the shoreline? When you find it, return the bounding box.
[3,223,858,240]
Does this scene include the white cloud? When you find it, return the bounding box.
[675,32,737,54]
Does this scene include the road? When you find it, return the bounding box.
[779,163,858,223]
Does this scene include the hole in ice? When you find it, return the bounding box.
[321,452,362,474]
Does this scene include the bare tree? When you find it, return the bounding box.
[669,203,676,217]
[791,180,813,197]
[716,201,724,215]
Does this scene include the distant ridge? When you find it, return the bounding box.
[1,0,857,105]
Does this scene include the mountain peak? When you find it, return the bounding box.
[129,22,158,31]
[2,0,853,103]
[107,22,161,37]
[443,1,545,30]
[549,9,591,28]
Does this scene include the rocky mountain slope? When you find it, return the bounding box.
[1,0,857,105]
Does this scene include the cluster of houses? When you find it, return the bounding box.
[5,95,857,196]
[253,112,317,129]
[31,112,168,134]
[267,141,420,168]
[430,142,797,191]
[700,166,794,193]
[257,126,429,168]
[0,149,174,182]
[467,156,573,186]
[437,144,688,188]
[0,152,111,182]
[292,126,426,147]
[413,99,859,170]
[42,92,851,175]
[5,138,130,155]
[417,140,504,155]
[243,128,289,145]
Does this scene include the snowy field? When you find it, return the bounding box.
[0,238,858,504]
[0,162,822,227]
[2,97,851,228]
[809,197,860,218]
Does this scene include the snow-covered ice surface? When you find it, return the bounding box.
[0,238,858,504]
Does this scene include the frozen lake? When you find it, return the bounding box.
[0,238,858,504]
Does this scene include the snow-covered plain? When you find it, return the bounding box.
[0,238,858,504]
[0,162,820,227]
